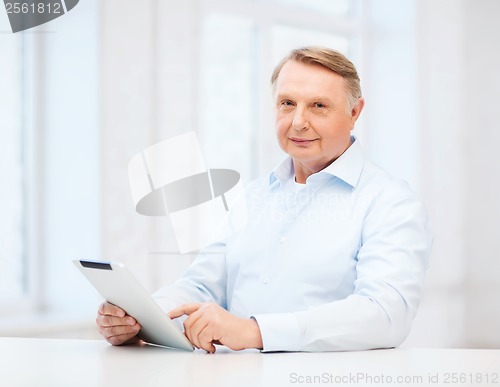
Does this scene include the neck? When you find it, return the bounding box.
[293,138,354,183]
[293,163,317,184]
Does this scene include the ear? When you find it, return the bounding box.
[350,97,365,124]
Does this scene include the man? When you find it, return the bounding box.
[96,47,432,353]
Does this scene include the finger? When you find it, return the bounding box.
[100,323,141,340]
[107,332,139,346]
[188,306,223,352]
[97,314,137,328]
[98,301,126,317]
[199,327,216,354]
[168,303,203,319]
[182,307,205,333]
[183,307,210,347]
[181,308,207,349]
[186,317,209,350]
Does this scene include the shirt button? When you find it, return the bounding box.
[263,278,270,284]
[279,236,286,244]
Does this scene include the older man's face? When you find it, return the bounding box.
[274,60,363,179]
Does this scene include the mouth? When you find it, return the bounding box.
[289,137,319,145]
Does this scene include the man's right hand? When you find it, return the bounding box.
[96,301,142,345]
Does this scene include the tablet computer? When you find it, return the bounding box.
[74,259,194,351]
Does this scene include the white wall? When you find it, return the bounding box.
[462,0,500,348]
[401,0,500,348]
[400,0,468,347]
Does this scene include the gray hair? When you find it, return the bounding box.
[271,47,362,113]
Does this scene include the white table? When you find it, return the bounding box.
[1,338,499,387]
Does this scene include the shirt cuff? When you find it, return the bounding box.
[251,313,302,352]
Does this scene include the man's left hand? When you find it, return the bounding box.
[168,303,263,353]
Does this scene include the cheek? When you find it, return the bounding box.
[275,114,289,134]
[274,116,289,149]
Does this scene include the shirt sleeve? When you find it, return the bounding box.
[253,188,432,352]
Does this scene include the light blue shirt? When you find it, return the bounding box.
[154,138,432,352]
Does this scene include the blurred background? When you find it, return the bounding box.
[1,0,499,348]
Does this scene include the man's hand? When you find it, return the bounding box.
[168,303,263,353]
[96,301,142,345]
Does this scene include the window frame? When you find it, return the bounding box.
[0,32,43,316]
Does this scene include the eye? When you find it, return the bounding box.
[279,100,295,110]
[313,102,326,109]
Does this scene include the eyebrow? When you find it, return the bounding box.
[275,93,290,101]
[275,93,334,104]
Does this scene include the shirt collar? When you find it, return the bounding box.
[269,137,365,188]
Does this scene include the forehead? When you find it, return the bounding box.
[274,60,346,98]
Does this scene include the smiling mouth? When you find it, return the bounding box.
[289,137,318,144]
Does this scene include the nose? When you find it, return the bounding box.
[292,107,309,131]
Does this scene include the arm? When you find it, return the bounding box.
[253,193,432,352]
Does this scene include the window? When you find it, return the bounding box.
[0,15,25,301]
[271,24,350,64]
[272,0,351,17]
[198,13,257,182]
[0,1,100,319]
